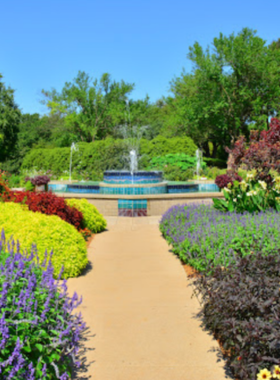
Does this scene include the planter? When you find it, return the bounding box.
[35,184,48,192]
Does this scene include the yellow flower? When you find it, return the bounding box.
[257,369,272,380]
[273,365,280,379]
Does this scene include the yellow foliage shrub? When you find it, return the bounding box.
[66,198,107,233]
[0,203,88,279]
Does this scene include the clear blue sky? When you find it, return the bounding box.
[1,0,280,115]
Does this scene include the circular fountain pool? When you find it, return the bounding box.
[49,170,220,217]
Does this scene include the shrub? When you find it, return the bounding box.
[213,173,280,213]
[66,198,107,233]
[6,191,84,230]
[227,117,280,182]
[27,175,51,186]
[215,173,242,189]
[21,136,198,178]
[148,153,206,172]
[0,203,87,278]
[202,167,226,179]
[163,165,194,181]
[0,232,85,379]
[194,253,280,380]
[0,171,10,195]
[159,203,280,273]
[203,157,227,168]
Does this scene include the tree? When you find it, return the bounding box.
[42,71,134,142]
[0,74,21,161]
[167,28,280,156]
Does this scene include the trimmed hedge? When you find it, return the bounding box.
[21,136,197,179]
[66,198,107,233]
[0,203,87,278]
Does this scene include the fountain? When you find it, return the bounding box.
[48,104,220,216]
[69,142,78,182]
[195,149,203,179]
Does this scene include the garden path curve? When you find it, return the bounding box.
[67,216,228,380]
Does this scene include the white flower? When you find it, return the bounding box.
[246,190,257,197]
[258,180,267,190]
[224,188,231,193]
[233,198,237,202]
[247,173,254,180]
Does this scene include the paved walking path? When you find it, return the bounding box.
[68,217,228,380]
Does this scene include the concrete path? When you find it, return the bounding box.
[67,217,228,380]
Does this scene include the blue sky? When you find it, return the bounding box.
[1,0,280,114]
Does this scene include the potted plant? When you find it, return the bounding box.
[28,175,51,192]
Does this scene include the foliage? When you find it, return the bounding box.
[0,232,85,379]
[66,198,107,233]
[5,191,84,230]
[227,118,280,182]
[148,153,206,171]
[166,28,280,154]
[42,71,134,142]
[215,173,242,189]
[0,171,11,195]
[162,165,193,181]
[159,203,280,273]
[202,167,226,180]
[0,74,21,162]
[0,203,87,278]
[21,136,197,179]
[213,174,280,213]
[194,253,280,380]
[26,175,51,186]
[203,157,227,169]
[25,181,35,191]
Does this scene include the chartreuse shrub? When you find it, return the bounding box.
[0,203,87,278]
[0,231,85,379]
[195,253,280,380]
[66,198,107,233]
[159,203,280,273]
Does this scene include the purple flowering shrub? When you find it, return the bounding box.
[159,203,280,273]
[0,230,85,379]
[194,253,280,380]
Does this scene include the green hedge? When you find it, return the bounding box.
[21,136,198,179]
[0,202,88,278]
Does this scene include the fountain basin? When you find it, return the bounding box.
[99,181,167,195]
[103,170,163,184]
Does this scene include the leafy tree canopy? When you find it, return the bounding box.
[42,71,135,142]
[166,28,280,155]
[0,74,21,161]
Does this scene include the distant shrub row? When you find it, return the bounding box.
[21,136,198,179]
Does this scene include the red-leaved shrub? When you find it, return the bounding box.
[6,191,83,230]
[227,118,280,182]
[215,173,242,189]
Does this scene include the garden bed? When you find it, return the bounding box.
[160,203,280,380]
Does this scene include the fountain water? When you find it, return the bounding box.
[195,149,203,179]
[69,142,78,182]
